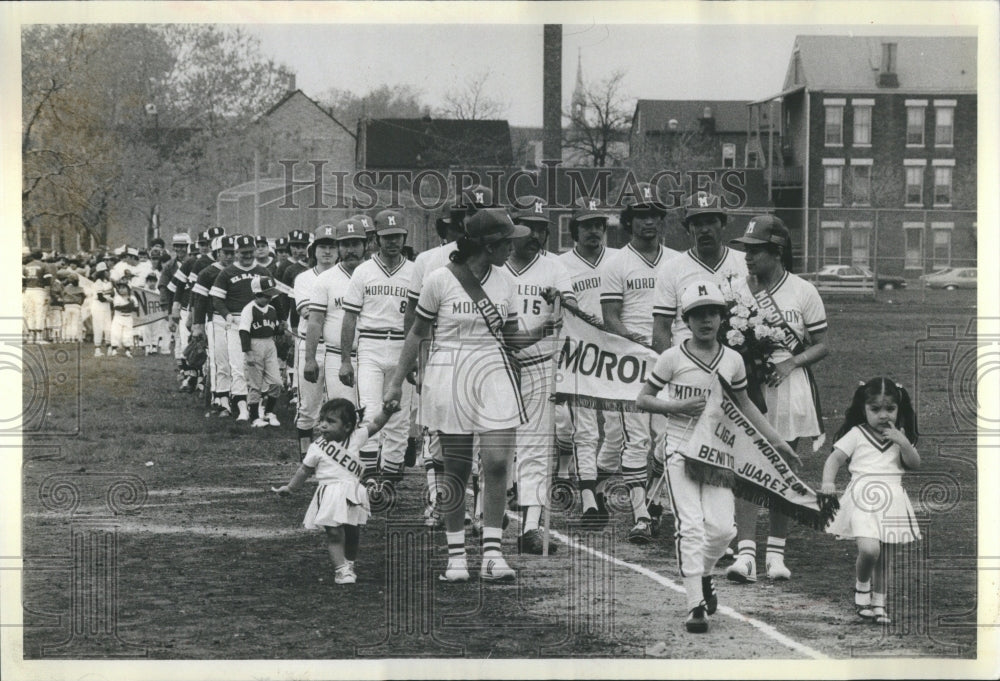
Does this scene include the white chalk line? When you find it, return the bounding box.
[506,511,828,660]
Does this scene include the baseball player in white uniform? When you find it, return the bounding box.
[23,252,52,344]
[554,196,622,528]
[291,222,354,460]
[340,209,415,485]
[506,195,575,554]
[600,183,680,544]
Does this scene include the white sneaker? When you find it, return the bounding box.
[440,555,470,582]
[766,558,792,581]
[726,554,758,583]
[251,418,268,428]
[266,412,280,427]
[334,563,357,585]
[236,401,250,422]
[94,347,103,357]
[110,348,120,356]
[480,554,516,582]
[218,396,232,417]
[124,349,133,358]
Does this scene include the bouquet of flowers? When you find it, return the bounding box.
[717,277,783,411]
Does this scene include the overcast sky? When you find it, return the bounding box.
[243,23,977,126]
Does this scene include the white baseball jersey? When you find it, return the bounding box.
[653,247,748,345]
[600,243,680,344]
[407,242,458,300]
[504,253,576,366]
[343,254,414,338]
[555,246,618,318]
[292,266,323,337]
[834,425,911,478]
[645,342,747,453]
[744,271,827,364]
[309,263,356,353]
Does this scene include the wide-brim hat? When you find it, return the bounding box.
[464,208,530,243]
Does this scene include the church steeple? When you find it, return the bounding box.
[572,48,586,119]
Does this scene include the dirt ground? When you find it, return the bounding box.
[18,288,981,665]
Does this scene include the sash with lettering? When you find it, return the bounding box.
[446,262,521,385]
[132,286,168,328]
[683,373,835,529]
[554,305,659,413]
[752,283,826,450]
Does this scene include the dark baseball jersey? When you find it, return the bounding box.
[184,254,217,310]
[158,256,181,307]
[210,263,272,315]
[23,260,52,289]
[238,301,280,351]
[168,255,198,309]
[191,261,226,325]
[280,259,308,326]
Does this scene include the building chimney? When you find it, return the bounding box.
[878,42,899,87]
[699,106,715,135]
[542,25,562,167]
[288,73,297,93]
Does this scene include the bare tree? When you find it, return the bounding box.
[440,69,508,120]
[319,84,426,129]
[563,70,633,167]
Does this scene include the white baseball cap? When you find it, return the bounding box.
[680,281,726,314]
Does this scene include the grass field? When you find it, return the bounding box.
[18,287,981,663]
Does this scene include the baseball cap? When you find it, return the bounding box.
[125,247,139,258]
[203,226,225,242]
[680,281,727,315]
[171,233,191,246]
[219,236,236,251]
[254,235,269,247]
[512,195,549,225]
[335,219,367,242]
[94,261,108,273]
[274,236,290,252]
[570,196,608,225]
[351,214,375,234]
[250,275,279,296]
[312,223,340,246]
[683,190,727,224]
[375,209,407,236]
[456,184,493,213]
[729,215,789,248]
[288,230,309,245]
[233,235,255,250]
[622,182,667,215]
[464,208,530,243]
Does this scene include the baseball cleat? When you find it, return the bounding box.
[439,555,470,582]
[702,576,718,615]
[94,347,103,357]
[627,518,653,545]
[518,529,557,555]
[480,555,516,582]
[726,555,758,583]
[251,418,268,428]
[124,349,133,358]
[266,412,281,427]
[577,506,604,531]
[685,605,709,633]
[766,558,791,581]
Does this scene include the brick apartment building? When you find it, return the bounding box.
[751,36,977,276]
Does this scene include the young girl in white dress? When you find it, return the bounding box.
[272,398,397,584]
[820,378,920,624]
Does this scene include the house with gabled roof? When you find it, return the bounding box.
[752,35,976,276]
[255,88,357,178]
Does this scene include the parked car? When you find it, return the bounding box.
[801,265,907,290]
[919,267,955,283]
[923,267,977,290]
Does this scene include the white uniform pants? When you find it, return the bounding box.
[665,451,736,578]
[174,309,190,360]
[246,338,281,404]
[209,317,232,393]
[598,410,649,488]
[564,404,625,482]
[294,339,328,430]
[23,288,48,332]
[357,337,411,467]
[91,303,111,346]
[110,314,134,348]
[514,359,556,508]
[323,348,359,407]
[62,304,82,342]
[224,314,246,395]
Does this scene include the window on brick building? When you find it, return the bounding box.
[903,223,924,270]
[823,165,842,205]
[905,166,924,206]
[851,164,871,206]
[935,106,955,147]
[850,223,872,266]
[825,106,843,145]
[933,166,953,206]
[557,214,573,252]
[821,223,843,265]
[906,106,925,146]
[931,225,952,268]
[853,106,872,145]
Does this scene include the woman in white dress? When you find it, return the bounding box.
[384,208,556,583]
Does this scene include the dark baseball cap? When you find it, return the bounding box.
[233,235,255,250]
[465,208,530,243]
[288,230,309,245]
[512,195,549,225]
[457,184,493,212]
[351,214,375,234]
[570,196,608,224]
[375,209,407,236]
[274,236,290,252]
[622,182,667,214]
[251,275,279,296]
[335,219,368,241]
[683,191,727,224]
[730,215,789,248]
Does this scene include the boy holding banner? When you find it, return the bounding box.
[636,281,798,634]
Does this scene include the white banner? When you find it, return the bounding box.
[133,287,168,328]
[553,311,659,413]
